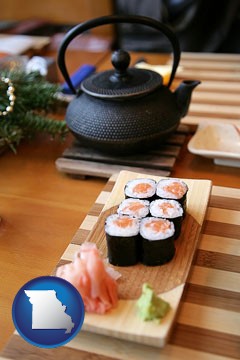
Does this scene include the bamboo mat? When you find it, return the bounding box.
[177,52,240,127]
[1,173,240,360]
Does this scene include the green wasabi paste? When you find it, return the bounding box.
[136,283,170,322]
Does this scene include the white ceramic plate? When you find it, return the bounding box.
[188,123,240,167]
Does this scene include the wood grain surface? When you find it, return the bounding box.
[2,171,240,359]
[56,125,189,178]
[54,171,212,347]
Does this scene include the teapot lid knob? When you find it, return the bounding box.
[111,50,130,81]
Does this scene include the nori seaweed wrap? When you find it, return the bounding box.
[105,214,140,266]
[140,217,175,266]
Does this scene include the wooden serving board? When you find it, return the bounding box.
[60,170,212,348]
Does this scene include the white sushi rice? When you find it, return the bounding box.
[156,178,188,200]
[124,178,156,199]
[117,198,149,218]
[150,199,183,218]
[105,214,140,237]
[140,217,175,241]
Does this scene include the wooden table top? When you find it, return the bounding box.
[0,49,239,358]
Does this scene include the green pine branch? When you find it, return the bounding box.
[18,112,69,139]
[0,69,69,153]
[0,119,23,153]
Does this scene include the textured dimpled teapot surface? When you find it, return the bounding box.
[81,65,163,99]
[66,87,180,154]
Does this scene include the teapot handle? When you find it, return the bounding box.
[58,15,180,94]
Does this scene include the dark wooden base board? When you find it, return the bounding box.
[56,125,189,179]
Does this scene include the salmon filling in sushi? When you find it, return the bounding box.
[150,199,183,239]
[140,217,175,266]
[124,178,156,201]
[117,198,150,218]
[105,214,140,266]
[156,178,188,213]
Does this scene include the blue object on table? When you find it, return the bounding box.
[61,64,96,94]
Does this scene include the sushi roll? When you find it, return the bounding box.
[150,199,183,239]
[117,198,150,218]
[140,217,175,266]
[105,214,140,266]
[156,178,188,214]
[124,178,156,201]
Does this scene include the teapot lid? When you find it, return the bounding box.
[81,49,163,99]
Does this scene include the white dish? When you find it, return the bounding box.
[188,123,240,167]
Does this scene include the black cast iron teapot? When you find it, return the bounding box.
[58,15,200,154]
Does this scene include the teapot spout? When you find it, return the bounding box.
[175,80,201,118]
